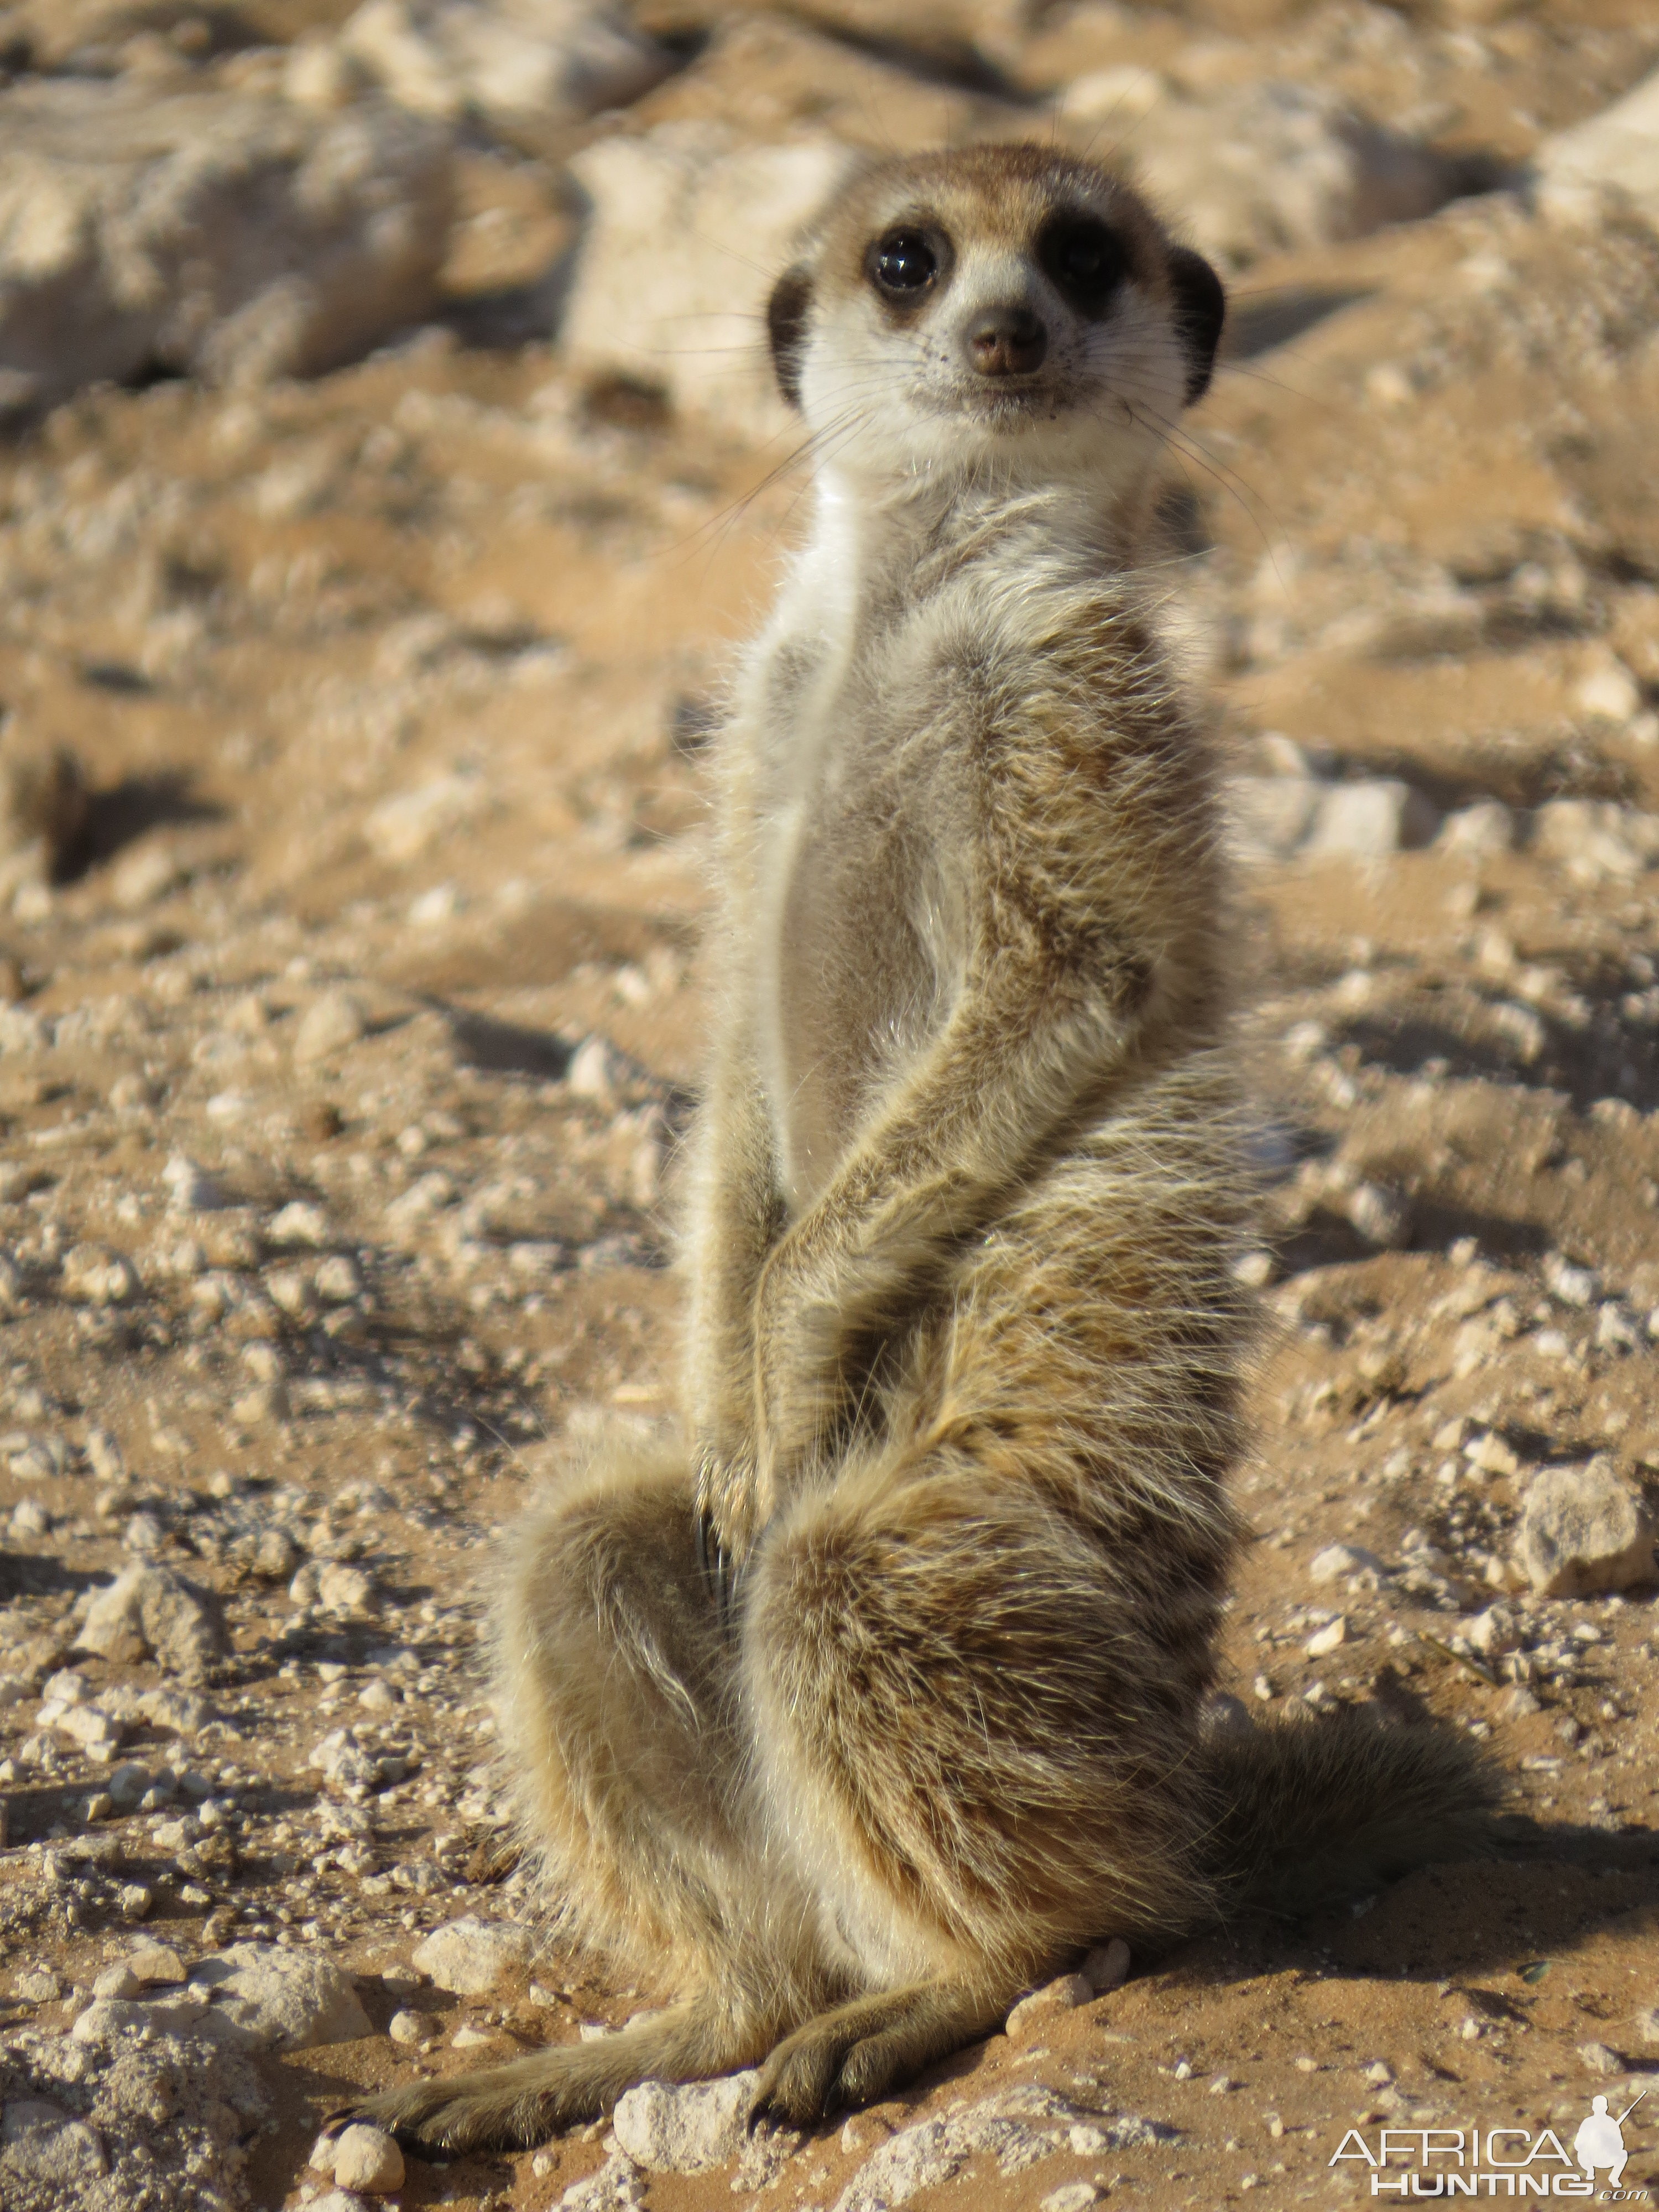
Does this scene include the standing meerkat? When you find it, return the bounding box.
[348,142,1491,2156]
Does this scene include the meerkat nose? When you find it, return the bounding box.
[966,306,1047,378]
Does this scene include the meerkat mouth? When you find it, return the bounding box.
[926,378,1088,429]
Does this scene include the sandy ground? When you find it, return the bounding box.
[2,1,1659,2208]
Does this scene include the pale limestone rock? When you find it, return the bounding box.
[612,2070,760,2172]
[0,80,453,413]
[561,124,858,440]
[411,1914,529,1995]
[1538,68,1659,230]
[294,990,367,1065]
[75,1564,227,1681]
[340,0,671,148]
[1518,1458,1658,1598]
[1006,1973,1094,2039]
[189,1944,371,2051]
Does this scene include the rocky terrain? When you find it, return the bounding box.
[1,0,1658,2208]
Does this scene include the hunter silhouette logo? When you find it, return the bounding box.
[1575,2092,1646,2193]
[1330,2086,1651,2197]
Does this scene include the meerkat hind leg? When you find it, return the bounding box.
[752,1976,1013,2127]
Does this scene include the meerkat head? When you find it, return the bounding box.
[767,144,1224,498]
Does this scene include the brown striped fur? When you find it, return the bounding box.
[343,145,1494,2158]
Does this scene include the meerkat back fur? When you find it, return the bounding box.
[347,144,1495,2156]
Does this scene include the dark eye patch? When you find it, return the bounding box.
[1036,214,1128,317]
[869,226,943,301]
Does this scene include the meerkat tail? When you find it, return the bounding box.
[1201,1710,1503,1919]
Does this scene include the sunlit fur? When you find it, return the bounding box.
[343,145,1495,2159]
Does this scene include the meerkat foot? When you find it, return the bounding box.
[333,2051,602,2157]
[336,1999,765,2156]
[750,1979,1008,2127]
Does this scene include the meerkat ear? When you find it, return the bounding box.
[1167,246,1225,405]
[766,263,814,410]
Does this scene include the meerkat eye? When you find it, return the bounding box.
[870,228,939,298]
[1037,216,1127,315]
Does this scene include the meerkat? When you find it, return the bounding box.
[345,142,1493,2156]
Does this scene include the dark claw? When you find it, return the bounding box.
[695,1505,737,1630]
[694,1483,752,1633]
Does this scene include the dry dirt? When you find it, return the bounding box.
[2,2,1659,2209]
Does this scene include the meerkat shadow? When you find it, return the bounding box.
[1177,1808,1659,1997]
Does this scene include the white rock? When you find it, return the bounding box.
[1228,774,1321,862]
[1437,800,1515,857]
[268,1199,333,1247]
[316,1253,364,1301]
[1465,1431,1521,1477]
[388,2007,429,2044]
[410,1914,529,1995]
[294,991,367,1065]
[340,0,671,145]
[613,2069,760,2171]
[75,1564,227,1681]
[56,1702,123,1752]
[318,1562,379,1616]
[557,2153,645,2211]
[561,124,858,439]
[1546,1254,1600,1308]
[0,2100,107,2189]
[331,2122,405,2194]
[364,773,488,861]
[1345,1180,1411,1250]
[832,2085,1174,2212]
[1304,1616,1347,1657]
[1041,2187,1101,2212]
[1230,774,1436,863]
[60,1244,139,1306]
[0,81,453,413]
[1096,81,1463,271]
[1465,1605,1520,1658]
[1576,657,1642,723]
[1532,800,1659,883]
[1517,1458,1658,1598]
[1006,1972,1093,2038]
[189,1944,372,2050]
[162,1155,226,1213]
[71,1994,247,2049]
[1301,779,1439,860]
[9,1496,51,1538]
[1538,67,1659,230]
